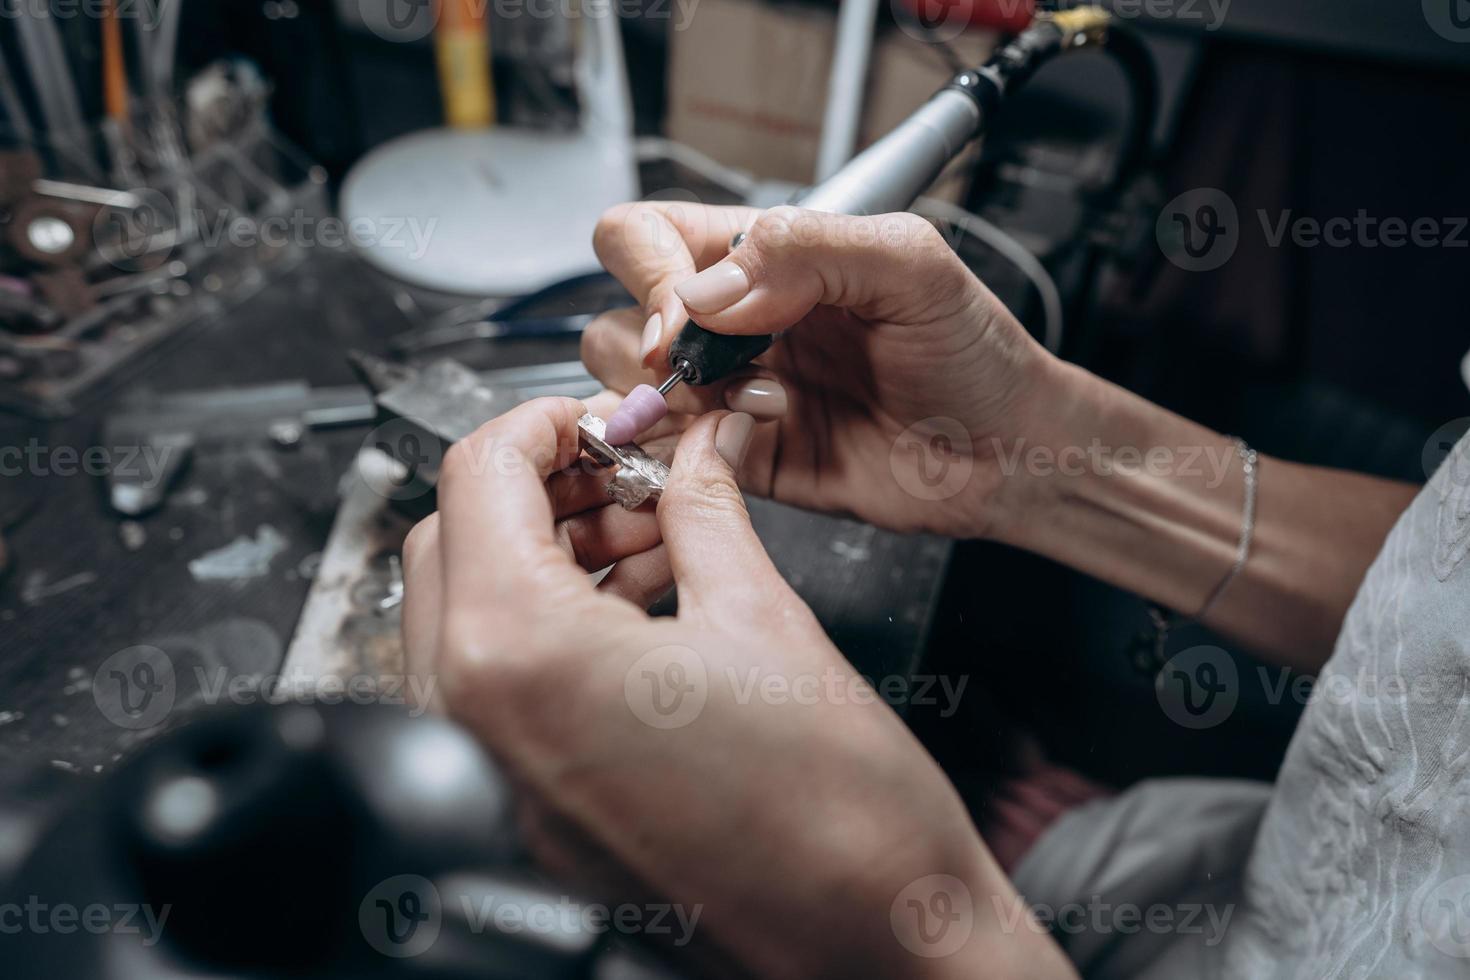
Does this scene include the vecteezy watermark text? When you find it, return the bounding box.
[0,898,171,946]
[726,666,969,717]
[358,0,701,43]
[0,440,177,485]
[460,894,701,946]
[624,644,970,730]
[992,894,1235,946]
[1158,188,1469,272]
[359,875,701,959]
[1108,0,1231,30]
[93,644,437,730]
[1257,210,1469,250]
[990,437,1241,488]
[0,0,166,26]
[195,209,438,260]
[1154,642,1470,730]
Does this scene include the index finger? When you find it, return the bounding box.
[436,397,591,606]
[592,202,760,368]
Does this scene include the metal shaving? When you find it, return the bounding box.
[188,524,288,581]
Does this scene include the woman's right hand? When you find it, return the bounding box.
[584,203,1423,669]
[581,202,1065,539]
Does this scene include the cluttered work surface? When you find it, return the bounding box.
[0,246,952,779]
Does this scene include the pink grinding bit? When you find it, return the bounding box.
[602,384,669,445]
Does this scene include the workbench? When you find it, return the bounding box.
[0,247,951,780]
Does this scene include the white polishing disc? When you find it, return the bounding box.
[340,126,637,295]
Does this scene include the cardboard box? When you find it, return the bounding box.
[666,0,995,198]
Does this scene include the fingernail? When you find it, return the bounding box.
[724,378,788,419]
[675,262,750,314]
[638,311,662,362]
[715,412,755,469]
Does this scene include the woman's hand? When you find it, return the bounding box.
[400,397,1073,979]
[582,202,1056,538]
[580,201,1421,673]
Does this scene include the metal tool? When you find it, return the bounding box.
[0,285,60,333]
[349,352,667,510]
[0,47,36,144]
[14,5,96,179]
[101,378,379,515]
[651,7,1115,399]
[101,359,603,516]
[0,62,332,418]
[390,313,593,355]
[32,179,143,209]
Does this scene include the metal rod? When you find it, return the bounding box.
[656,361,689,396]
[33,179,142,209]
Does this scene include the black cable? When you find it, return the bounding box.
[1099,21,1160,193]
[950,15,1158,194]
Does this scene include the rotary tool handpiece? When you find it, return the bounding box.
[659,230,769,385]
[661,82,985,392]
[601,9,1112,445]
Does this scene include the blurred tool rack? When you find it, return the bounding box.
[0,63,325,418]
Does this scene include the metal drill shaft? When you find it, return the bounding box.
[656,362,689,396]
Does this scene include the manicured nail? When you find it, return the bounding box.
[638,311,662,363]
[715,412,755,469]
[675,262,750,314]
[724,378,788,420]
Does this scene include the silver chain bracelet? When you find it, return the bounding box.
[1130,438,1258,676]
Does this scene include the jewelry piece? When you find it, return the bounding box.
[1129,438,1258,676]
[577,414,670,510]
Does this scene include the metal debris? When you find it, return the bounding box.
[297,551,322,580]
[188,524,287,581]
[377,554,404,611]
[62,666,92,696]
[21,570,98,605]
[171,487,209,507]
[119,520,147,551]
[268,419,305,448]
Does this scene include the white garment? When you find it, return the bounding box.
[1014,429,1470,978]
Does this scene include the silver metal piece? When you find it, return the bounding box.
[32,179,143,209]
[268,419,304,448]
[15,7,95,178]
[25,215,75,255]
[378,554,404,612]
[577,414,669,510]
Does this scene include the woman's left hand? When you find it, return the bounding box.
[399,396,1072,979]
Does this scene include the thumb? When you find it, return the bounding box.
[670,205,968,336]
[657,411,783,617]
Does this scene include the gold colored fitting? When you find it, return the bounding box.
[1038,6,1112,48]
